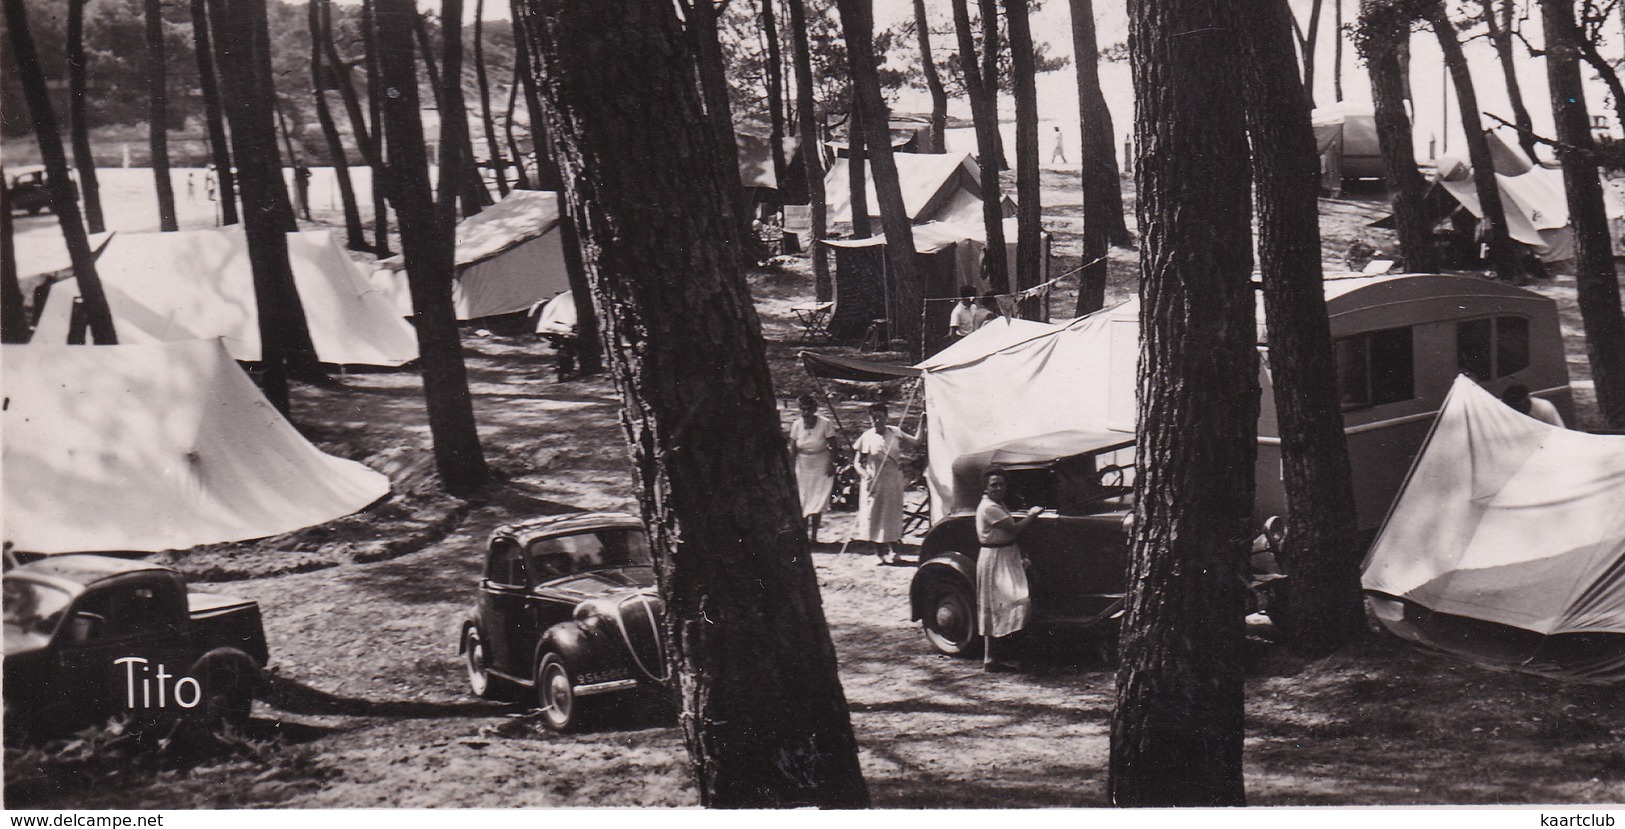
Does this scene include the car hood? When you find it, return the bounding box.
[3,625,50,658]
[534,566,656,602]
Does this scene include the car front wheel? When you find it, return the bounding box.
[921,575,980,657]
[535,652,586,732]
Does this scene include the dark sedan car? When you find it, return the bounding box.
[459,512,668,731]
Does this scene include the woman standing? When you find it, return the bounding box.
[854,402,924,565]
[787,395,837,543]
[976,468,1043,672]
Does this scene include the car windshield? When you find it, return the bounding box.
[529,529,652,579]
[3,579,72,638]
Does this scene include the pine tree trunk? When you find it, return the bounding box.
[5,0,117,345]
[848,90,871,239]
[1542,0,1625,430]
[951,0,1009,291]
[839,0,920,348]
[0,179,24,343]
[1296,0,1323,109]
[192,0,238,225]
[67,0,105,234]
[978,0,1007,171]
[1483,0,1538,164]
[1110,0,1252,807]
[913,0,948,153]
[1334,0,1344,102]
[1243,0,1365,656]
[522,0,870,806]
[1430,6,1519,283]
[1005,0,1042,317]
[690,0,750,247]
[502,73,531,189]
[1070,0,1129,316]
[147,0,178,232]
[1355,1,1436,273]
[363,0,392,256]
[310,0,366,250]
[763,0,790,192]
[788,0,830,301]
[475,0,508,198]
[213,0,324,411]
[374,0,490,495]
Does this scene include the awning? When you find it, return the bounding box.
[799,350,922,382]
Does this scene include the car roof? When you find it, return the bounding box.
[7,164,46,178]
[492,512,645,546]
[8,554,168,588]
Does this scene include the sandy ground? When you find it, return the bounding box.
[7,168,1625,809]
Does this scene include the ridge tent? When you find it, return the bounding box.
[823,152,1013,227]
[373,189,570,320]
[32,227,417,366]
[1363,375,1625,682]
[1311,105,1384,193]
[2,339,391,554]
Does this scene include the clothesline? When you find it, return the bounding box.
[922,253,1110,316]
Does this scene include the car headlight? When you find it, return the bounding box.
[1262,515,1286,551]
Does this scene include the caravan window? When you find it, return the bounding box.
[1336,327,1414,410]
[1456,316,1530,380]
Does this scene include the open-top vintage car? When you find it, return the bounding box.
[909,430,1288,657]
[459,512,668,731]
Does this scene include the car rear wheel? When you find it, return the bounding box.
[192,651,258,735]
[921,575,980,657]
[463,626,509,701]
[535,652,586,732]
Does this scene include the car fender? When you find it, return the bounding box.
[536,620,630,688]
[910,552,976,622]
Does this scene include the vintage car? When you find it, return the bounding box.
[3,554,269,742]
[908,429,1287,657]
[459,512,668,731]
[6,165,76,216]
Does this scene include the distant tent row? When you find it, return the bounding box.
[3,339,391,554]
[1364,376,1625,682]
[373,189,571,321]
[33,227,418,366]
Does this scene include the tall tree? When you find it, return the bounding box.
[0,173,24,344]
[66,0,105,235]
[1354,1,1437,273]
[763,0,791,191]
[521,0,869,806]
[502,71,531,190]
[839,0,921,345]
[913,0,948,153]
[1429,3,1519,283]
[1070,0,1131,316]
[474,0,509,198]
[788,0,831,301]
[1334,0,1345,102]
[5,0,117,345]
[417,10,489,216]
[1481,0,1539,163]
[375,0,490,495]
[1005,0,1042,316]
[309,0,366,249]
[146,0,179,232]
[951,0,1009,291]
[978,0,1007,171]
[363,0,392,256]
[688,0,750,245]
[1542,0,1625,429]
[1243,0,1365,655]
[191,0,238,225]
[1292,0,1325,108]
[212,0,324,411]
[848,91,872,240]
[1110,0,1253,807]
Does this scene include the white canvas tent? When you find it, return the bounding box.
[823,152,1010,226]
[1424,157,1625,262]
[1363,375,1625,681]
[33,227,417,366]
[374,189,570,320]
[2,339,391,554]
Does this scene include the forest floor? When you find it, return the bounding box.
[6,166,1624,809]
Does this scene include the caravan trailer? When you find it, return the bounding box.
[1255,273,1570,533]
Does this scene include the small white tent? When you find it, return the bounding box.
[823,152,1010,226]
[1364,375,1625,681]
[2,339,391,554]
[373,189,570,320]
[33,227,418,366]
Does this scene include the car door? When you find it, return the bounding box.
[54,577,191,718]
[1025,517,1128,623]
[480,538,532,677]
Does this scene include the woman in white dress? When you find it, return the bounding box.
[976,468,1043,671]
[854,402,924,565]
[787,395,837,543]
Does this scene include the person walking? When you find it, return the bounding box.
[788,395,838,544]
[854,402,924,565]
[975,468,1042,672]
[1050,125,1067,164]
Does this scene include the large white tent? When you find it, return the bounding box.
[373,189,570,320]
[1364,376,1625,680]
[823,152,1009,226]
[33,227,417,366]
[2,339,391,554]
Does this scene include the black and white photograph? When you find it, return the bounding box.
[3,0,1625,813]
